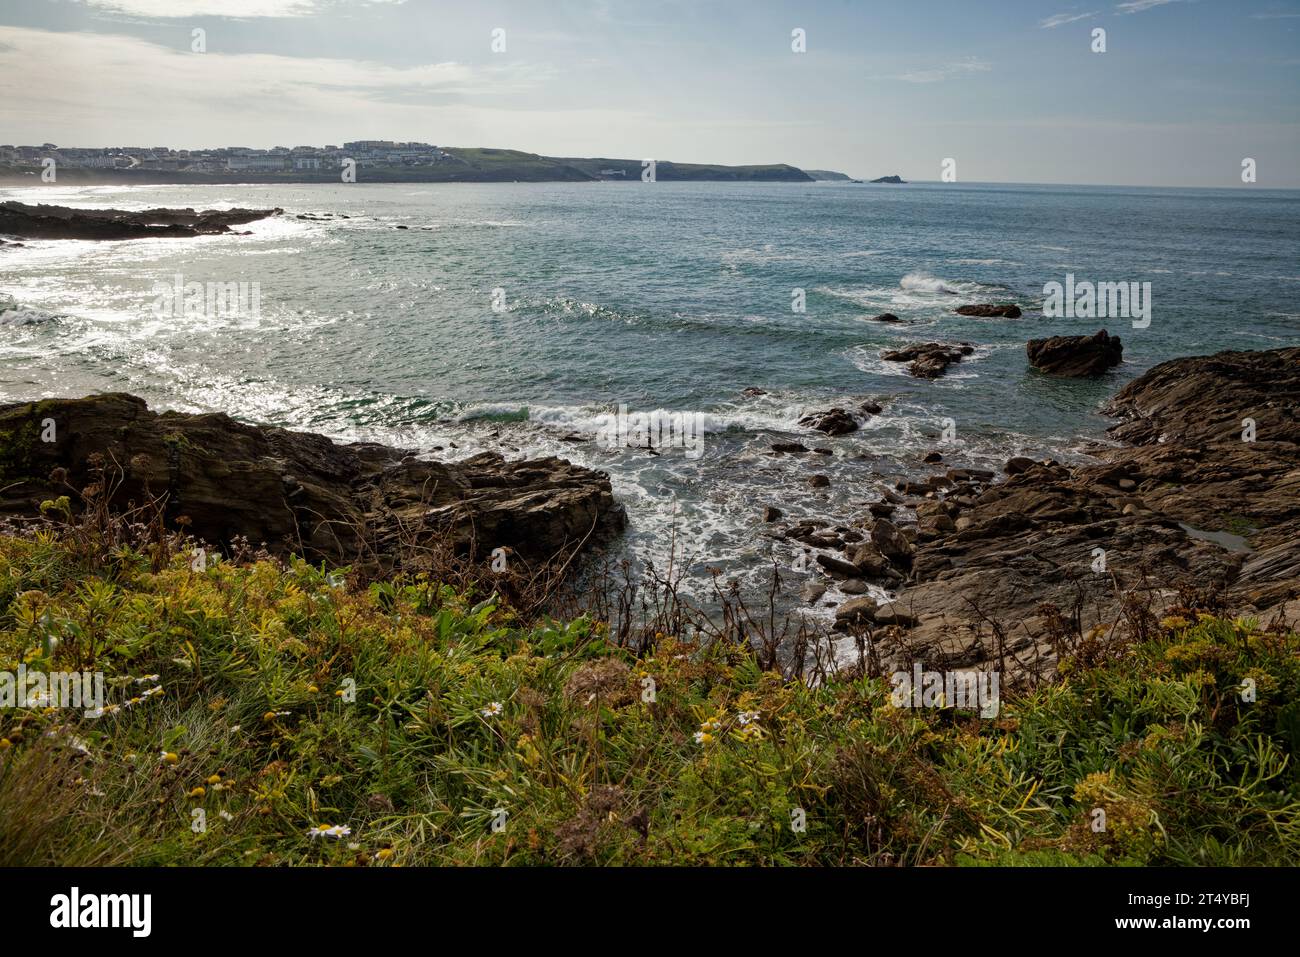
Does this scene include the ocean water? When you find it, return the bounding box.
[3,180,1299,614]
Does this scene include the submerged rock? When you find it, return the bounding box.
[798,408,858,436]
[880,342,974,379]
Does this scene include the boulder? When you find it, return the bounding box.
[880,342,974,379]
[1026,330,1122,377]
[870,518,915,568]
[798,408,858,436]
[955,303,1021,318]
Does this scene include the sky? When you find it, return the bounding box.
[1,0,1298,187]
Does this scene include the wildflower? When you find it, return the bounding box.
[160,751,179,765]
[737,710,761,726]
[375,848,394,861]
[308,824,352,840]
[68,736,91,754]
[124,697,143,709]
[0,738,11,750]
[481,701,503,718]
[308,685,319,694]
[218,810,233,822]
[262,710,290,722]
[187,786,206,798]
[206,773,222,785]
[693,731,713,744]
[135,675,161,685]
[229,725,241,734]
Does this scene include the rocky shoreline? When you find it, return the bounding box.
[0,348,1295,680]
[779,346,1300,679]
[0,201,282,241]
[0,394,626,572]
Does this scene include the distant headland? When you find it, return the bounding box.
[0,140,878,186]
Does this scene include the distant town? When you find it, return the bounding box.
[0,142,884,185]
[0,140,450,173]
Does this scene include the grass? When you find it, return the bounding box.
[0,523,1297,867]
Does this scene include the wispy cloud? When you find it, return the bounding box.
[1115,0,1187,14]
[1250,11,1300,18]
[73,0,404,19]
[1040,11,1099,28]
[880,57,992,84]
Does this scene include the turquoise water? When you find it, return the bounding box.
[2,180,1298,609]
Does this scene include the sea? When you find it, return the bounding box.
[3,179,1298,619]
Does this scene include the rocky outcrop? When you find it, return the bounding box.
[798,408,858,436]
[881,342,974,379]
[955,304,1021,318]
[0,202,282,241]
[0,394,626,569]
[1027,330,1122,376]
[828,347,1300,682]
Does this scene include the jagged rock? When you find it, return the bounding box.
[955,303,1021,318]
[870,312,904,323]
[846,541,889,577]
[870,518,914,568]
[762,506,783,522]
[843,347,1300,681]
[0,394,626,569]
[798,408,858,436]
[816,554,862,579]
[0,201,281,241]
[1027,330,1122,377]
[1004,456,1035,475]
[771,442,809,454]
[880,342,974,379]
[809,474,830,488]
[801,581,827,603]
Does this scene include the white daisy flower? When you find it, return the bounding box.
[481,701,503,718]
[308,824,352,839]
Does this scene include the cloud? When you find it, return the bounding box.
[1250,11,1300,18]
[73,0,403,18]
[1115,0,1186,14]
[1039,11,1099,28]
[883,57,992,84]
[0,24,637,152]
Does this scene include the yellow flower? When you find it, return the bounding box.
[375,848,394,861]
[160,751,179,765]
[0,738,11,750]
[187,786,206,798]
[206,773,222,785]
[308,685,319,694]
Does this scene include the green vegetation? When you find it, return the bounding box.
[1,526,1297,866]
[549,157,813,181]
